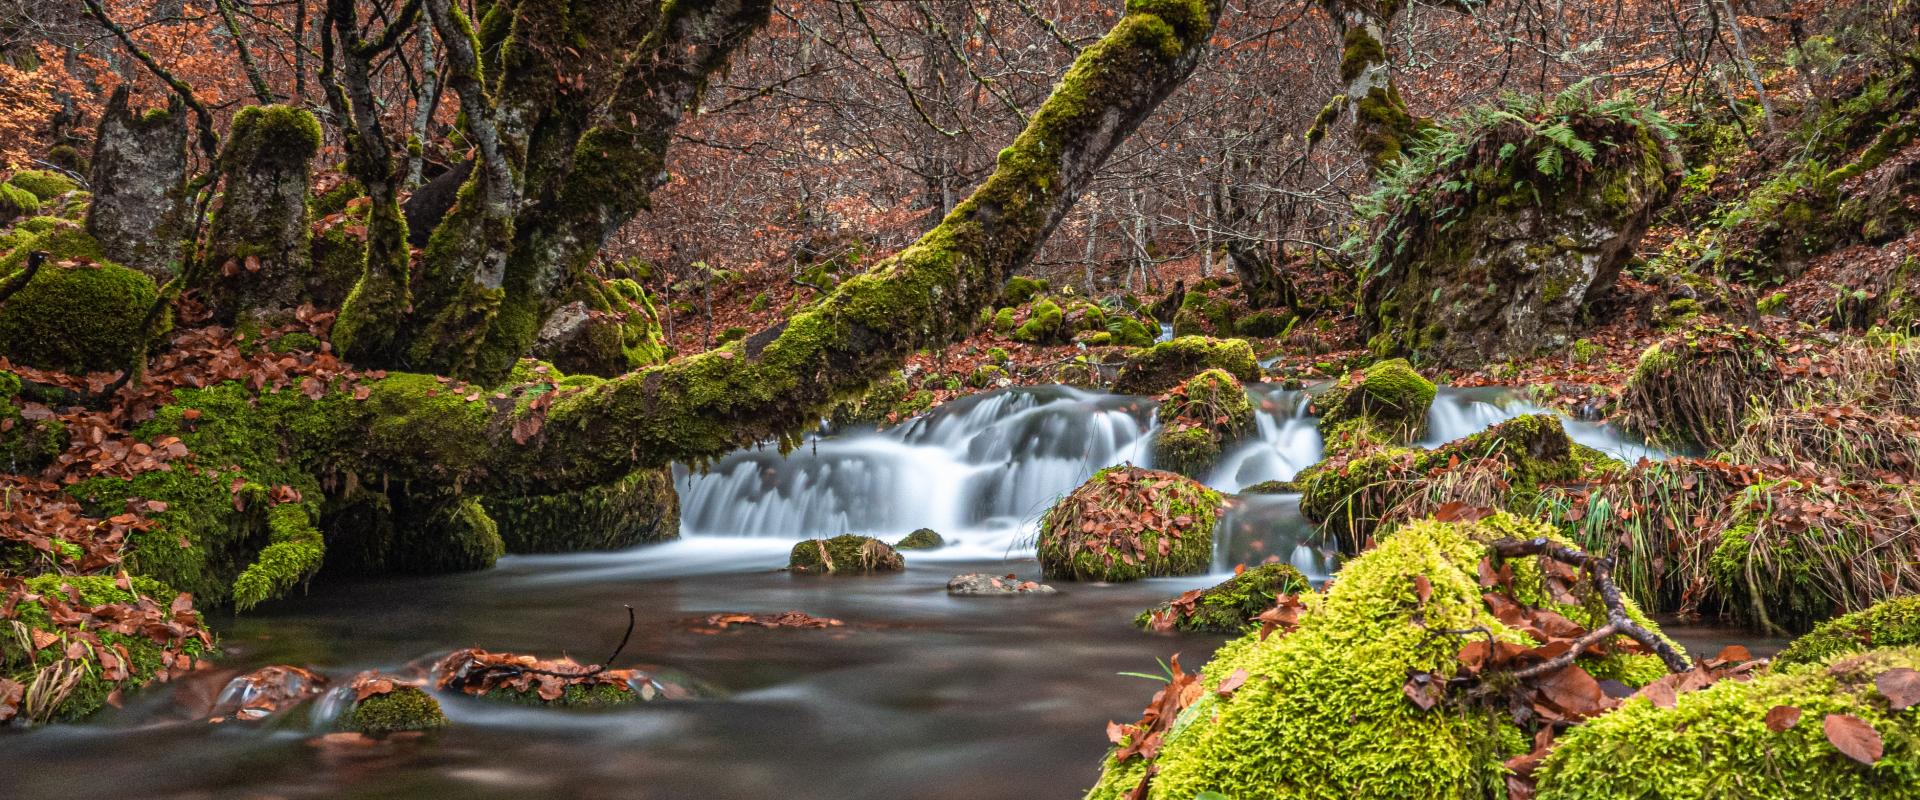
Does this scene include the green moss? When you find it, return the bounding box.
[1172,290,1235,337]
[343,686,447,735]
[992,306,1017,332]
[230,503,325,611]
[269,332,324,353]
[0,228,162,373]
[1037,466,1221,581]
[1115,336,1259,394]
[1339,26,1385,84]
[1001,275,1050,306]
[748,292,770,312]
[1536,647,1920,799]
[488,468,680,553]
[479,681,642,709]
[1151,368,1254,476]
[1135,563,1311,633]
[0,183,40,219]
[6,169,79,201]
[1151,426,1220,477]
[1012,296,1067,344]
[1315,358,1437,445]
[895,528,945,550]
[1108,316,1156,347]
[969,363,1009,388]
[1233,309,1295,338]
[1089,513,1671,800]
[0,574,212,723]
[1775,597,1920,670]
[0,371,69,473]
[789,534,905,574]
[1239,479,1295,495]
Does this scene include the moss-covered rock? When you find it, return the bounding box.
[1135,563,1311,633]
[829,370,933,428]
[1011,296,1068,344]
[1314,358,1436,446]
[1233,309,1295,338]
[1000,275,1049,306]
[0,574,213,724]
[1087,512,1672,799]
[488,468,680,553]
[1038,466,1221,582]
[1172,290,1237,336]
[789,534,905,574]
[895,528,945,550]
[200,104,323,324]
[6,169,78,201]
[1114,336,1259,395]
[1357,93,1680,367]
[1107,315,1157,347]
[0,182,39,224]
[1535,647,1920,799]
[342,684,448,735]
[0,227,161,373]
[1774,596,1920,671]
[1149,368,1254,477]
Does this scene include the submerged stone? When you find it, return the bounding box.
[948,573,1058,596]
[1314,358,1436,446]
[341,680,447,736]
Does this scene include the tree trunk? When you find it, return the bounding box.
[340,0,1227,496]
[199,105,322,325]
[85,87,189,281]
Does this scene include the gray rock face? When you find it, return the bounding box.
[85,87,189,280]
[1360,120,1681,368]
[947,573,1057,596]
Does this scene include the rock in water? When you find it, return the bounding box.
[1037,466,1221,582]
[789,534,905,574]
[948,573,1057,596]
[1359,98,1680,367]
[895,528,945,550]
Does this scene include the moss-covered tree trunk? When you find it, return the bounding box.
[334,0,774,383]
[85,87,189,280]
[337,0,1226,496]
[199,105,323,325]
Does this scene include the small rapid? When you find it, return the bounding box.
[672,381,1666,575]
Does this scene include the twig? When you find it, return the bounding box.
[0,252,46,309]
[1488,537,1693,674]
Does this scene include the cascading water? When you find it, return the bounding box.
[670,381,1665,581]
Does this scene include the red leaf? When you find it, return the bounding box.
[1764,705,1801,732]
[1411,575,1432,605]
[1216,668,1249,698]
[1823,714,1883,765]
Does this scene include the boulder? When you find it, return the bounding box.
[789,534,905,574]
[948,573,1058,596]
[0,226,162,374]
[1313,358,1436,446]
[1037,466,1221,582]
[1359,100,1680,367]
[1774,596,1920,671]
[85,87,189,279]
[895,528,945,550]
[1135,563,1311,633]
[339,676,446,735]
[1115,336,1259,395]
[1149,368,1255,477]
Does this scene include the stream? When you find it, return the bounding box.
[0,384,1769,799]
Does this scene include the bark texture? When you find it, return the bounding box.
[85,87,190,280]
[200,105,323,323]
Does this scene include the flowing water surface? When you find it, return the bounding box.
[0,384,1757,799]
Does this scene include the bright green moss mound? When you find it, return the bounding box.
[0,228,161,373]
[1012,296,1067,344]
[1001,275,1050,306]
[1316,358,1436,445]
[1038,466,1221,582]
[1088,512,1673,800]
[1134,563,1311,633]
[1774,596,1920,671]
[1535,647,1920,799]
[895,528,945,550]
[1107,315,1157,347]
[0,574,212,723]
[1150,368,1255,477]
[789,534,905,574]
[344,686,448,735]
[6,169,79,201]
[1114,336,1260,394]
[0,183,39,219]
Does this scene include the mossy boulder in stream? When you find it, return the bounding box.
[1135,563,1311,633]
[1534,647,1920,799]
[0,226,163,374]
[895,528,945,550]
[1149,368,1255,477]
[342,683,447,735]
[1114,336,1259,395]
[1087,512,1673,800]
[1037,466,1221,582]
[789,534,905,574]
[1314,358,1435,447]
[1774,596,1920,671]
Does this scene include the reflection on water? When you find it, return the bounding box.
[0,381,1708,800]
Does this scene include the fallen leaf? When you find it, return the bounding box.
[1764,705,1802,732]
[1823,713,1884,765]
[1875,668,1920,711]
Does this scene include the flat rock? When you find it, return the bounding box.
[948,573,1057,596]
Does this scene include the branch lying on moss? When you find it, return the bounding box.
[1488,536,1692,674]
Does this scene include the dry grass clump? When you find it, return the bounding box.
[1724,403,1920,480]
